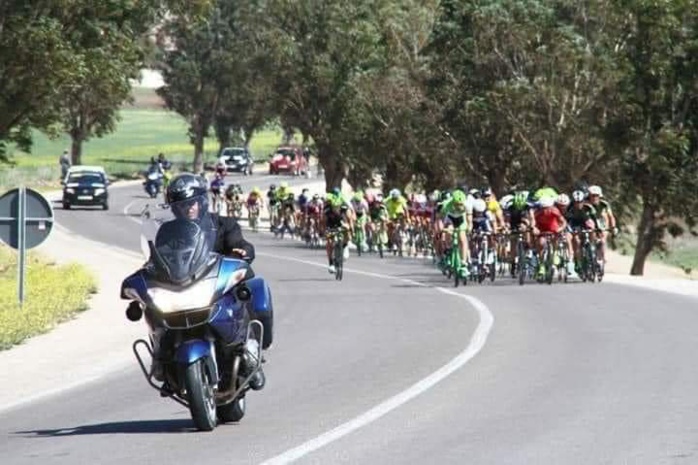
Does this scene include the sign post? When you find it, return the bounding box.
[0,187,55,306]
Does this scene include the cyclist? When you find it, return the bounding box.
[305,193,324,239]
[266,184,280,231]
[586,185,618,266]
[351,191,370,251]
[554,193,576,276]
[532,196,570,277]
[439,189,472,275]
[322,191,354,274]
[209,172,225,213]
[385,189,410,252]
[503,191,534,275]
[566,190,598,273]
[470,198,497,267]
[367,192,389,252]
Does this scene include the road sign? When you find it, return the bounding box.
[0,187,55,305]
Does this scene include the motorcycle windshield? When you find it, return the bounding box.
[140,202,217,285]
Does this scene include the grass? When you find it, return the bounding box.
[1,107,285,192]
[614,230,698,277]
[0,245,97,351]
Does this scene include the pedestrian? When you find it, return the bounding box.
[59,150,71,180]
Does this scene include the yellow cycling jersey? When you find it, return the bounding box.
[385,196,408,217]
[486,199,502,214]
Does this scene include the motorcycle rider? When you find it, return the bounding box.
[146,173,266,390]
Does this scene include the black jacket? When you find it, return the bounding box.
[212,214,255,262]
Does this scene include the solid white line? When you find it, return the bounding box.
[255,253,494,465]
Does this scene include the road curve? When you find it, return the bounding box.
[2,178,698,465]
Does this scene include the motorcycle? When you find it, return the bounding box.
[144,171,163,199]
[120,205,274,431]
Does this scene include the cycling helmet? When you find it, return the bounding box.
[312,193,320,200]
[588,185,603,196]
[389,188,401,199]
[439,190,452,202]
[473,198,487,213]
[452,190,467,205]
[557,193,570,207]
[572,190,586,202]
[166,173,209,220]
[469,188,481,199]
[269,184,276,190]
[331,186,341,196]
[375,192,384,202]
[539,196,555,208]
[352,192,363,202]
[280,181,289,189]
[329,194,344,208]
[481,187,493,198]
[500,194,514,209]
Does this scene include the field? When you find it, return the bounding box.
[0,93,285,191]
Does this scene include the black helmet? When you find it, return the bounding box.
[269,184,276,190]
[481,186,493,197]
[166,173,209,220]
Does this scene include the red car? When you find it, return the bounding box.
[268,146,308,176]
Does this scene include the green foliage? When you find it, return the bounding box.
[0,246,97,351]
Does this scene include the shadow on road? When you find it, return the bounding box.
[15,419,195,436]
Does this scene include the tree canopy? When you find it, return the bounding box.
[3,0,697,274]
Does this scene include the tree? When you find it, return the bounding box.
[58,19,141,164]
[606,0,698,275]
[157,0,268,171]
[0,0,211,164]
[259,0,388,189]
[157,6,231,173]
[0,1,78,162]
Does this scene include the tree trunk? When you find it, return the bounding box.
[318,145,344,193]
[215,121,231,155]
[193,129,205,174]
[70,133,84,165]
[630,201,657,276]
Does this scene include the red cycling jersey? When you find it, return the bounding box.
[535,207,564,233]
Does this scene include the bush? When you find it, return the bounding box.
[0,245,97,350]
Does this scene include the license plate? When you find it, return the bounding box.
[78,195,92,200]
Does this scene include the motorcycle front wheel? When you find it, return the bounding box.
[185,359,217,431]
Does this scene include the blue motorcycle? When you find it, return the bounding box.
[120,206,273,431]
[144,170,163,198]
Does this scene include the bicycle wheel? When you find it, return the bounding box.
[516,240,525,285]
[334,238,343,281]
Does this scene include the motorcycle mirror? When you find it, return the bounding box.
[126,301,143,322]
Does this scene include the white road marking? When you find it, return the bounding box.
[255,253,494,465]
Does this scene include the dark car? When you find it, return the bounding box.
[61,166,110,210]
[221,147,254,175]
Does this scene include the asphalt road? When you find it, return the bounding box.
[2,175,698,464]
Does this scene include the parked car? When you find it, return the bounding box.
[61,165,110,210]
[221,147,254,175]
[268,146,308,176]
